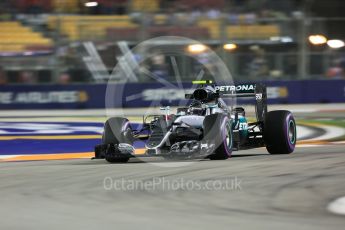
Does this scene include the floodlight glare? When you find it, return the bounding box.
[308,35,327,45]
[223,43,237,51]
[327,39,345,49]
[187,44,207,53]
[85,1,98,7]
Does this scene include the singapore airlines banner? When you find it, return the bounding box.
[0,84,108,109]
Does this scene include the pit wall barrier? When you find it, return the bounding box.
[0,80,344,109]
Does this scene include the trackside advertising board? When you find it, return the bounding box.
[0,80,344,109]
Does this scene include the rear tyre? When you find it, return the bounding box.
[264,110,296,154]
[203,114,233,160]
[102,117,133,163]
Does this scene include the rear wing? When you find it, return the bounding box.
[216,83,267,122]
[216,84,259,97]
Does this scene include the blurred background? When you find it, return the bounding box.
[2,2,345,227]
[0,0,344,108]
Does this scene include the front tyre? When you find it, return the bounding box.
[264,110,296,154]
[203,114,233,160]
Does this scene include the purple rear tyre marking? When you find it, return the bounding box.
[221,117,232,157]
[285,113,296,151]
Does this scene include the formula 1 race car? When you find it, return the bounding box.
[94,80,297,163]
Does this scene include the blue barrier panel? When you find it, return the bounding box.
[0,80,344,109]
[303,80,345,103]
[120,82,192,108]
[120,80,344,106]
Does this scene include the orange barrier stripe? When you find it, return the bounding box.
[135,148,146,154]
[297,140,328,145]
[0,135,102,140]
[1,152,94,162]
[2,140,341,162]
[0,148,147,162]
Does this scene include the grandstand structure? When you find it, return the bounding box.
[0,21,53,53]
[0,0,285,49]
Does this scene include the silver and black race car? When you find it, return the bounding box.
[94,80,297,163]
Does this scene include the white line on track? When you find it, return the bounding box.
[307,125,345,141]
[0,155,21,159]
[296,144,322,147]
[334,141,345,144]
[328,196,345,215]
[297,125,315,140]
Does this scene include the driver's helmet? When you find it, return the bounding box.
[189,100,204,115]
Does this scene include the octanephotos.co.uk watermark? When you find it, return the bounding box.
[103,176,242,192]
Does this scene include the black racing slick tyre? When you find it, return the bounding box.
[264,110,296,154]
[203,114,233,160]
[102,117,133,163]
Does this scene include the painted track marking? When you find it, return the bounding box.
[328,196,345,215]
[302,123,345,141]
